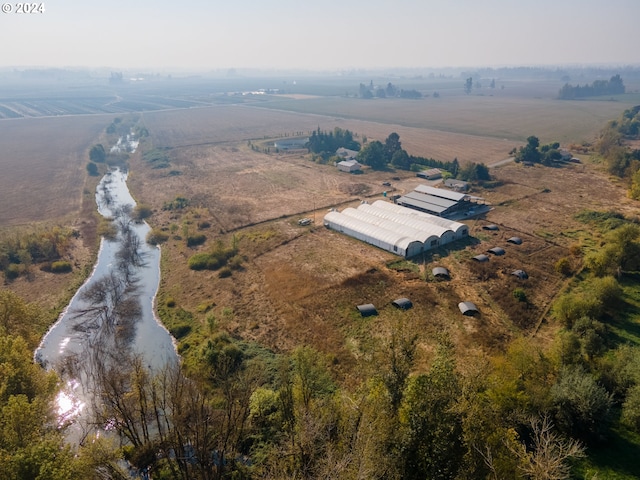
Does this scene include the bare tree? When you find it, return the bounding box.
[510,416,585,480]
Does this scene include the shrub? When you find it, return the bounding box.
[555,257,573,276]
[218,267,232,278]
[50,260,72,273]
[188,253,218,270]
[512,288,527,302]
[186,234,206,247]
[5,263,21,280]
[86,162,99,176]
[165,298,176,308]
[170,324,192,339]
[132,205,153,222]
[146,229,169,245]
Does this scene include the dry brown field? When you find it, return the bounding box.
[1,94,637,372]
[0,115,108,227]
[127,105,636,376]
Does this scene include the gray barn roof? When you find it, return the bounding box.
[414,184,469,202]
[507,237,523,245]
[487,247,506,255]
[473,254,490,262]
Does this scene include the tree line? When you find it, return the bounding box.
[595,105,640,199]
[558,74,625,99]
[358,82,423,99]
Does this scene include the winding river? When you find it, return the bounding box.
[35,168,178,443]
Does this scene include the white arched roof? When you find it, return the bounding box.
[324,211,421,257]
[341,208,439,246]
[359,203,454,239]
[371,200,468,237]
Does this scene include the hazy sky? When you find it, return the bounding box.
[1,0,638,71]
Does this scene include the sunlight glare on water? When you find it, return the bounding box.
[56,379,85,425]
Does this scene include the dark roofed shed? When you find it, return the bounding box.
[432,267,451,279]
[357,304,378,317]
[392,298,413,310]
[487,247,506,256]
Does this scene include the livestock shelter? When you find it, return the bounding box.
[487,247,506,256]
[473,254,490,262]
[512,270,529,280]
[357,304,378,317]
[370,200,469,239]
[432,267,451,279]
[324,201,469,258]
[416,168,442,180]
[396,184,474,218]
[507,237,523,245]
[458,301,479,316]
[392,298,413,310]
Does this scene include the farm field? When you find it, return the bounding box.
[0,115,109,227]
[126,115,631,368]
[1,73,639,478]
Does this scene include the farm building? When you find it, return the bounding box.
[357,304,378,317]
[473,254,490,262]
[370,200,469,239]
[507,237,523,245]
[336,147,359,160]
[337,159,362,173]
[487,247,506,256]
[273,137,308,150]
[432,267,451,279]
[323,201,469,258]
[458,301,479,316]
[416,168,442,180]
[512,270,529,280]
[392,298,413,310]
[444,178,469,191]
[396,184,478,218]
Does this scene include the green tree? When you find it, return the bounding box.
[398,340,465,480]
[464,77,473,94]
[86,162,99,176]
[89,144,106,163]
[551,365,613,442]
[357,140,386,170]
[384,132,402,162]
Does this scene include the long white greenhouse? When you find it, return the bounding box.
[323,201,469,258]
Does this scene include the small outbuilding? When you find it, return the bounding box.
[487,247,506,256]
[432,267,451,280]
[337,159,362,173]
[357,304,378,317]
[392,298,413,310]
[507,237,523,245]
[512,270,529,280]
[473,254,490,262]
[458,301,479,316]
[482,224,499,231]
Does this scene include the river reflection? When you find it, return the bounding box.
[36,168,178,444]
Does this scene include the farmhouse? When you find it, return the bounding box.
[337,159,362,173]
[396,184,476,218]
[323,201,468,258]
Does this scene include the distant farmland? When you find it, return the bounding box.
[0,115,108,226]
